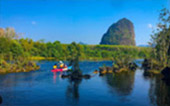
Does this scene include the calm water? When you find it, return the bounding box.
[0,61,170,106]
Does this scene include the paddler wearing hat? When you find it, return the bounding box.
[59,61,65,69]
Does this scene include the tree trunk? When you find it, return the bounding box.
[168,46,170,56]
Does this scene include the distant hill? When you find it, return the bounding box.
[137,45,150,47]
[100,18,136,46]
[79,42,87,45]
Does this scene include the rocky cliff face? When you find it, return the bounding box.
[100,18,136,46]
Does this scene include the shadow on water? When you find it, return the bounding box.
[66,79,82,105]
[149,75,170,106]
[103,71,135,96]
[0,95,2,104]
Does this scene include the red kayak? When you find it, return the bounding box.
[51,69,63,72]
[51,66,72,72]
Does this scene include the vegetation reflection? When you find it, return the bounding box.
[104,71,135,96]
[149,75,170,106]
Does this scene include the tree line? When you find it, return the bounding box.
[0,28,150,61]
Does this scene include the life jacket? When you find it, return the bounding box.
[53,65,57,69]
[60,63,64,68]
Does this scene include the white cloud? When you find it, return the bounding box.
[148,24,153,29]
[31,21,36,25]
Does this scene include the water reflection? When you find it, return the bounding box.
[104,72,135,96]
[149,75,170,106]
[66,79,82,105]
[0,71,40,88]
[0,95,2,104]
[53,72,57,83]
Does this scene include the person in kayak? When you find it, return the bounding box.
[53,64,57,69]
[60,61,68,69]
[59,61,65,68]
[52,63,64,78]
[59,61,68,75]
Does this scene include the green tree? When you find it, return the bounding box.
[10,40,24,59]
[150,8,170,67]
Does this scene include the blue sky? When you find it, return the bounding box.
[0,0,169,45]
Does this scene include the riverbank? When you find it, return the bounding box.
[29,56,147,61]
[0,60,40,74]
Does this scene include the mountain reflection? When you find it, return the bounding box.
[149,75,170,106]
[104,72,135,96]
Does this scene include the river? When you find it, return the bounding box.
[0,61,169,106]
